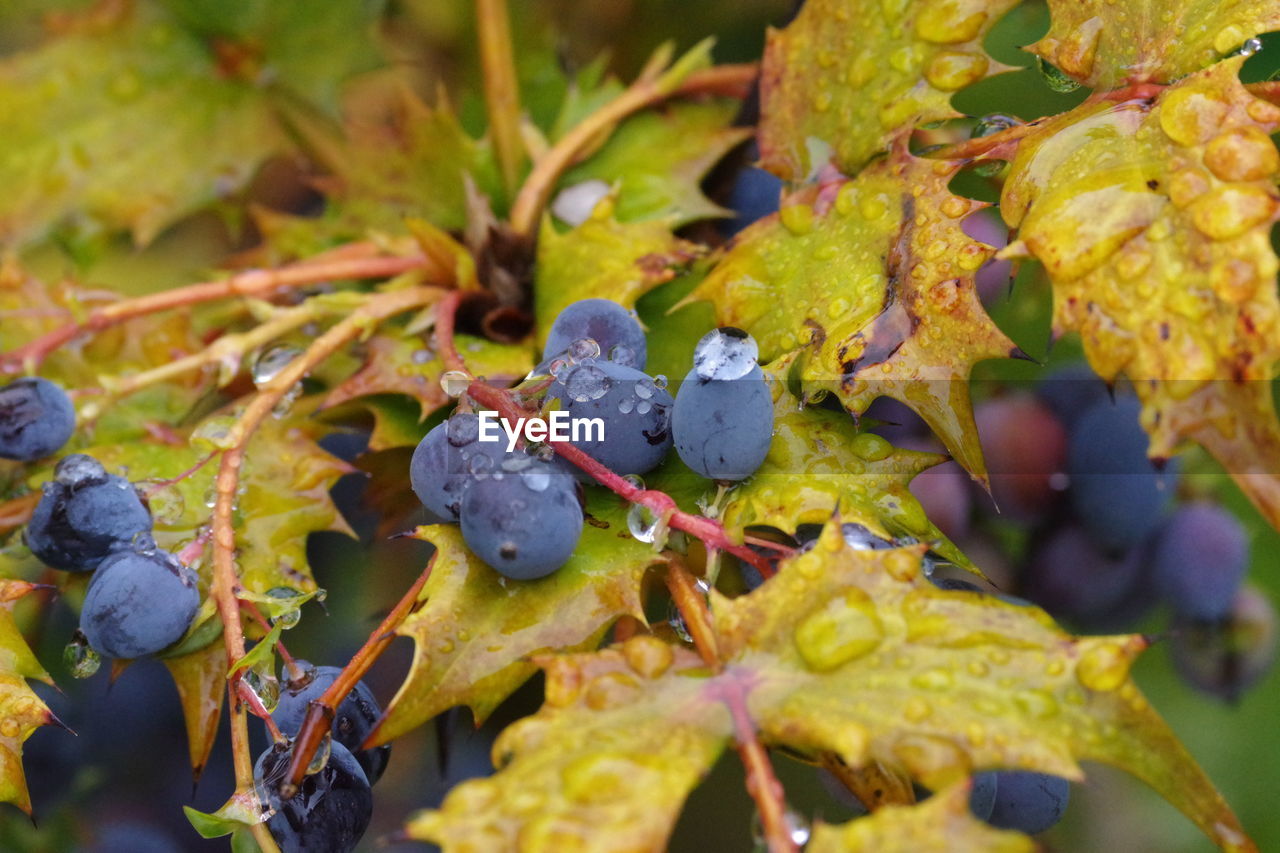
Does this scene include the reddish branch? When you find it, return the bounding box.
[280,551,437,795]
[0,243,426,373]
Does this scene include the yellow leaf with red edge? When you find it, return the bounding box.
[720,402,974,570]
[0,580,59,815]
[690,146,1017,484]
[759,0,1018,179]
[998,59,1280,530]
[369,502,661,743]
[405,638,726,852]
[808,780,1034,852]
[1031,0,1280,90]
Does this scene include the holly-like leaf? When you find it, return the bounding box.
[758,0,1018,179]
[998,59,1280,530]
[0,580,58,816]
[807,781,1034,852]
[323,330,532,444]
[1031,0,1280,90]
[370,497,662,742]
[690,146,1017,483]
[405,638,726,852]
[0,0,383,249]
[534,215,702,349]
[561,100,751,226]
[720,403,972,569]
[162,638,228,778]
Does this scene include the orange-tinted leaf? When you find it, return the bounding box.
[405,638,727,852]
[1031,0,1280,89]
[371,501,660,743]
[690,146,1017,484]
[808,780,1034,852]
[0,580,57,815]
[759,0,1018,179]
[999,59,1280,530]
[163,638,227,778]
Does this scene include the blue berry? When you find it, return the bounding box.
[409,413,509,521]
[254,740,372,853]
[0,377,75,461]
[548,360,673,476]
[273,662,391,784]
[986,771,1069,834]
[542,299,646,370]
[1152,503,1249,622]
[80,548,199,659]
[459,458,583,579]
[26,455,153,572]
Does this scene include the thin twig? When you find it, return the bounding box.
[282,551,437,794]
[1,245,425,373]
[507,62,758,236]
[476,0,524,193]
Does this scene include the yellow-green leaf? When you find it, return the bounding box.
[405,638,726,853]
[759,0,1018,179]
[1030,0,1280,90]
[370,498,661,742]
[0,580,58,815]
[998,59,1280,531]
[534,214,702,350]
[163,638,228,777]
[690,146,1017,484]
[562,100,751,226]
[808,780,1034,852]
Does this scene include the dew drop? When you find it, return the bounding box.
[627,502,668,547]
[252,343,302,388]
[652,374,668,390]
[54,453,105,486]
[636,400,652,415]
[666,599,693,643]
[521,465,552,492]
[567,337,601,364]
[190,415,238,452]
[563,363,612,402]
[243,667,280,713]
[1076,641,1133,692]
[693,327,759,381]
[1036,57,1082,93]
[972,113,1021,139]
[618,396,635,414]
[793,589,884,671]
[551,179,611,226]
[306,734,333,774]
[64,631,100,679]
[446,413,480,447]
[411,348,434,365]
[750,806,810,851]
[608,343,635,365]
[440,370,471,398]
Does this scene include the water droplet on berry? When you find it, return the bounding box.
[693,328,759,381]
[563,364,612,402]
[54,453,105,486]
[446,413,480,447]
[567,337,601,363]
[608,344,635,365]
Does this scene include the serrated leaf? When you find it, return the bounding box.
[710,521,1252,851]
[0,0,382,249]
[163,639,228,777]
[807,780,1034,852]
[690,146,1017,484]
[1031,0,1280,90]
[534,215,702,350]
[720,403,971,569]
[0,580,58,815]
[371,497,661,743]
[561,100,751,226]
[998,59,1280,531]
[323,331,533,438]
[405,638,728,853]
[758,0,1018,179]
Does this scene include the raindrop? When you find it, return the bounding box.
[618,397,635,414]
[64,631,100,679]
[468,453,494,476]
[549,358,570,380]
[750,806,811,850]
[446,413,480,447]
[666,600,693,643]
[972,113,1021,139]
[652,374,668,391]
[608,344,636,365]
[1235,37,1264,57]
[252,343,301,388]
[693,327,759,380]
[244,667,280,713]
[139,481,185,526]
[841,523,895,551]
[567,337,601,363]
[636,400,652,415]
[306,734,333,774]
[1035,57,1082,93]
[522,466,552,492]
[440,370,471,398]
[271,382,303,419]
[501,454,532,473]
[54,454,105,486]
[411,348,434,365]
[627,502,668,547]
[563,364,612,402]
[550,179,611,226]
[190,415,238,452]
[634,378,655,400]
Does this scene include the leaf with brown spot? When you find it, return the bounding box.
[759,0,1019,179]
[1030,0,1280,90]
[534,214,703,351]
[370,498,661,743]
[0,580,58,815]
[690,145,1015,484]
[807,780,1034,852]
[998,59,1280,531]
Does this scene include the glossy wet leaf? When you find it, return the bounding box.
[405,639,727,852]
[998,59,1280,531]
[721,403,972,569]
[710,520,1253,851]
[0,0,382,249]
[163,638,228,777]
[807,780,1034,852]
[0,580,57,815]
[562,100,751,227]
[759,0,1018,179]
[690,146,1017,483]
[370,500,661,742]
[1031,0,1280,90]
[534,214,702,350]
[324,329,532,440]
